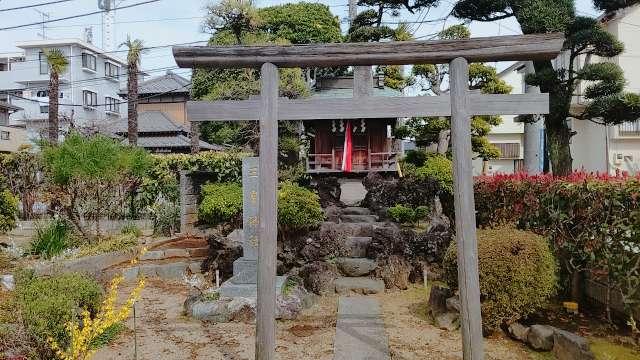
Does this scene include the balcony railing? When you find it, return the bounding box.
[618,120,640,137]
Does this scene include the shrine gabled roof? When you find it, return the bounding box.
[311,86,402,99]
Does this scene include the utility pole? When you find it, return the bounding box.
[523,62,544,174]
[99,0,115,51]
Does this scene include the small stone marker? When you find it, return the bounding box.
[220,157,285,298]
[334,296,390,360]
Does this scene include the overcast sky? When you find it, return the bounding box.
[0,0,602,77]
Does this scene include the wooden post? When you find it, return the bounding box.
[449,57,484,360]
[256,62,279,360]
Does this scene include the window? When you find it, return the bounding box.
[36,90,48,97]
[82,53,97,71]
[105,62,119,79]
[40,105,49,114]
[39,52,48,75]
[0,131,9,140]
[494,143,521,159]
[83,90,97,108]
[105,97,119,114]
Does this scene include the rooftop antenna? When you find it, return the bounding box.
[84,27,94,44]
[34,8,50,39]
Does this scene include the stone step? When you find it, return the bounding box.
[335,277,384,295]
[340,214,379,223]
[344,236,372,258]
[115,261,204,281]
[341,207,372,216]
[140,247,209,261]
[334,297,390,360]
[336,257,378,277]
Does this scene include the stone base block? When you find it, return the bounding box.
[219,275,287,298]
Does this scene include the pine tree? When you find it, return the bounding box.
[452,0,640,175]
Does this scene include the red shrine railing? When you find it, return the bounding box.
[306,148,398,173]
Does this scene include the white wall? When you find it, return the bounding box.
[0,40,125,130]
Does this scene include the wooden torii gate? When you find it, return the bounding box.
[173,33,564,360]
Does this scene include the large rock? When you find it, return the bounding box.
[375,255,411,290]
[446,296,461,313]
[367,225,408,258]
[312,176,342,207]
[553,329,595,360]
[435,312,460,331]
[1,274,14,291]
[527,325,555,351]
[508,322,531,343]
[336,258,378,277]
[344,237,372,258]
[428,284,452,318]
[185,285,312,322]
[299,261,338,296]
[334,277,385,295]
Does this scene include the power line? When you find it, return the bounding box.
[0,0,162,31]
[0,0,72,12]
[4,40,208,64]
[44,15,207,29]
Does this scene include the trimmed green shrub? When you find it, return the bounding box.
[415,154,453,193]
[442,228,557,331]
[387,204,431,224]
[198,182,324,233]
[14,271,103,351]
[30,218,74,259]
[388,205,416,224]
[414,205,430,220]
[278,182,324,233]
[0,189,18,234]
[199,182,243,226]
[403,149,429,167]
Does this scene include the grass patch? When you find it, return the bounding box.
[590,338,640,360]
[30,218,74,259]
[201,291,220,301]
[282,276,299,296]
[120,222,142,238]
[74,234,138,258]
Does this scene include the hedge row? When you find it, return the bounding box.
[474,172,640,325]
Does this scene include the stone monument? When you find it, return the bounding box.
[219,157,286,298]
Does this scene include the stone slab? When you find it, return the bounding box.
[242,157,260,260]
[334,296,390,360]
[219,275,287,298]
[335,277,384,295]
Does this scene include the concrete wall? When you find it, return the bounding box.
[0,125,28,152]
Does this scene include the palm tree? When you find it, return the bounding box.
[120,36,145,146]
[44,48,68,144]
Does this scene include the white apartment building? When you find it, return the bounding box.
[481,4,640,175]
[0,38,126,137]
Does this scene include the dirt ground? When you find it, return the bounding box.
[93,279,534,360]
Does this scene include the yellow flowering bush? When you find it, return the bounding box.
[47,248,147,360]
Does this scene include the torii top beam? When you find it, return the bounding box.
[173,33,564,69]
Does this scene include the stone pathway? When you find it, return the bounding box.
[334,296,390,360]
